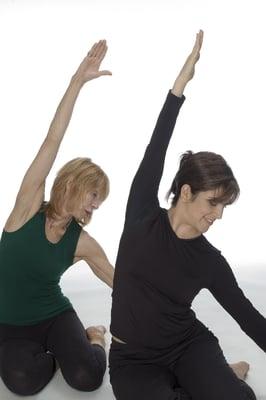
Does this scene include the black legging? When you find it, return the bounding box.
[0,309,106,395]
[109,331,256,400]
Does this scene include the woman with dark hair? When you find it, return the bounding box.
[0,40,114,395]
[109,31,264,399]
[167,150,240,208]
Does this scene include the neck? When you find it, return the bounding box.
[47,212,72,230]
[167,205,200,239]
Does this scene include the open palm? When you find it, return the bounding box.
[178,30,203,83]
[76,40,112,83]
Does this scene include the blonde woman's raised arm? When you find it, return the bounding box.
[5,40,111,229]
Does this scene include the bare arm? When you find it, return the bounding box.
[75,230,114,289]
[5,40,111,229]
[172,30,203,97]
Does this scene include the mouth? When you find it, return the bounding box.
[205,218,214,225]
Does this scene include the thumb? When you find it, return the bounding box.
[98,70,112,76]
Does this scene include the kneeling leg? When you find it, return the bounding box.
[47,311,106,392]
[0,339,55,396]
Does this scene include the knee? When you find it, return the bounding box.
[2,368,44,396]
[66,366,104,392]
[239,380,256,400]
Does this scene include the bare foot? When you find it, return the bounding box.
[230,361,249,380]
[86,325,106,349]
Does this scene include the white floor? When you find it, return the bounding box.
[0,264,265,400]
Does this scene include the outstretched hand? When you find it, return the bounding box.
[172,30,203,96]
[74,40,112,84]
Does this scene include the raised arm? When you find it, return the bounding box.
[125,31,203,227]
[5,40,111,230]
[171,30,203,97]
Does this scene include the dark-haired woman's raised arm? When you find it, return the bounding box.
[125,31,203,227]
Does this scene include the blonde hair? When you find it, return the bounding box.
[43,157,109,226]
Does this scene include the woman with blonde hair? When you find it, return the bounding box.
[0,40,114,395]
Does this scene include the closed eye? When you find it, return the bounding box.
[208,199,228,208]
[208,199,217,207]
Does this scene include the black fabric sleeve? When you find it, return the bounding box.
[209,255,266,352]
[124,91,185,227]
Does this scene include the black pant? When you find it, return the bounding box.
[0,309,106,396]
[109,331,256,400]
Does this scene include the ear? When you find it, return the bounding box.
[180,184,193,202]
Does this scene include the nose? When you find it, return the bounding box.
[92,201,99,210]
[215,204,224,219]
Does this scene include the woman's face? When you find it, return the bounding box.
[78,191,102,221]
[182,186,225,236]
[65,188,102,222]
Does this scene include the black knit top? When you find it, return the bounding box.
[110,91,266,351]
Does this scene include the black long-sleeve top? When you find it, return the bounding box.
[110,91,266,351]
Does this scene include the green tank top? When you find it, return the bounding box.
[0,210,82,325]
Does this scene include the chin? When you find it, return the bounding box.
[71,213,90,226]
[201,225,210,234]
[83,213,92,226]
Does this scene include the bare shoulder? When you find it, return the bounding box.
[4,183,45,233]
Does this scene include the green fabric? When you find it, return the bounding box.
[0,211,82,325]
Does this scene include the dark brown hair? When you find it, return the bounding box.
[166,151,240,207]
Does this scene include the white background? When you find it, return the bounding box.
[0,0,265,273]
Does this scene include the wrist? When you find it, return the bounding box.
[70,73,85,89]
[171,83,186,97]
[171,76,187,97]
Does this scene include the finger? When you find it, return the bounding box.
[197,29,204,50]
[98,45,108,63]
[88,39,105,57]
[95,40,107,61]
[94,39,105,56]
[94,43,108,66]
[98,70,112,76]
[192,35,200,54]
[87,42,98,57]
[195,30,204,51]
[190,30,203,60]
